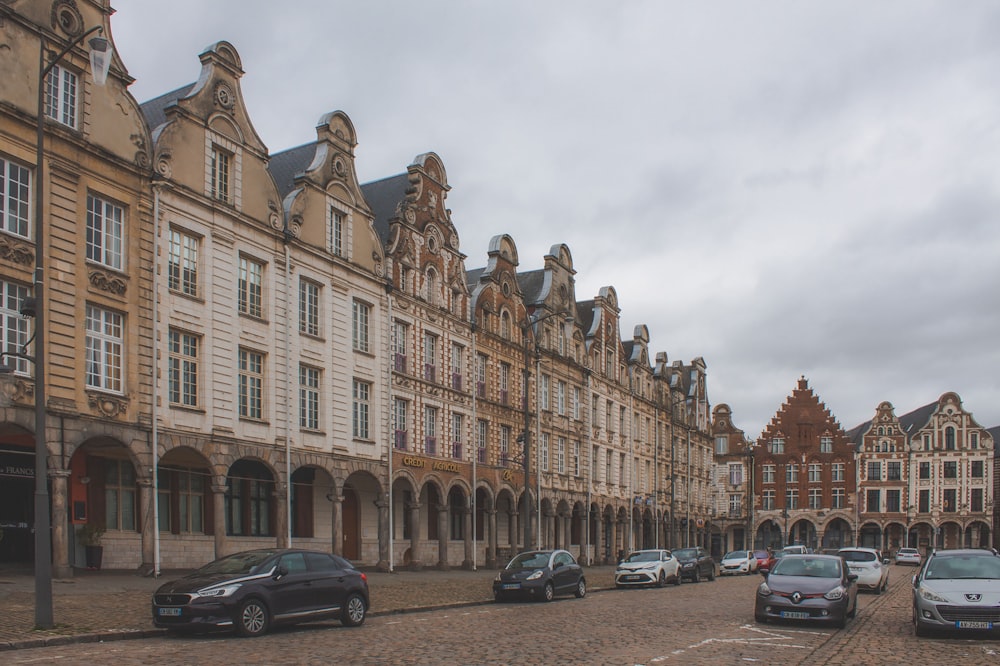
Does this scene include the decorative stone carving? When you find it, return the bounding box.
[52,1,83,36]
[0,376,34,406]
[154,152,172,179]
[0,237,35,266]
[88,269,127,296]
[88,392,128,418]
[214,82,236,111]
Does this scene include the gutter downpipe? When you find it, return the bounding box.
[470,314,477,570]
[151,181,165,577]
[386,270,394,572]
[283,236,292,547]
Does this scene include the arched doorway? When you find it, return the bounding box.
[821,518,853,549]
[756,520,781,550]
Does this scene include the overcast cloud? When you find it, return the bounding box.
[111,1,1000,437]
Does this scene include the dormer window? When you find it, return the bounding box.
[210,145,232,203]
[44,64,79,129]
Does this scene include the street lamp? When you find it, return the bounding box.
[519,309,573,552]
[30,24,112,629]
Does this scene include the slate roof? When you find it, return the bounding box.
[988,425,1000,454]
[465,267,486,292]
[360,173,409,244]
[139,84,195,133]
[847,400,941,448]
[268,142,317,199]
[516,269,545,305]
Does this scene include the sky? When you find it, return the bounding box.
[110,1,1000,438]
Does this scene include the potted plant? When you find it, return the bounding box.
[78,523,106,570]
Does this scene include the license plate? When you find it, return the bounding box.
[625,575,641,581]
[781,611,810,619]
[502,583,520,590]
[956,621,992,629]
[158,607,182,616]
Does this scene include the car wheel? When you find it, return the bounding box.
[657,570,666,588]
[913,609,931,638]
[834,615,847,629]
[494,590,505,602]
[235,598,269,637]
[575,578,587,598]
[848,598,857,619]
[341,592,367,627]
[693,569,700,583]
[755,614,767,624]
[673,572,682,586]
[874,582,882,596]
[707,565,715,581]
[542,582,555,602]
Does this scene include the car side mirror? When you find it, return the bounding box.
[847,573,858,583]
[912,575,919,588]
[553,561,563,569]
[274,565,288,580]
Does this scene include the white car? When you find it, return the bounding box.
[838,547,889,593]
[720,550,758,575]
[615,549,681,588]
[894,547,921,566]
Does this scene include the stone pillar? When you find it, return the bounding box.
[407,500,422,569]
[137,477,154,574]
[330,494,343,557]
[594,514,604,564]
[437,504,449,569]
[511,509,520,552]
[563,511,572,553]
[486,508,498,568]
[376,498,390,572]
[462,506,474,570]
[610,518,619,561]
[51,469,72,579]
[212,483,227,559]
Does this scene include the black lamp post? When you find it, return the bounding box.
[519,310,573,552]
[30,24,112,629]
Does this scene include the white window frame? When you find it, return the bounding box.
[0,157,31,237]
[44,64,78,128]
[353,379,371,440]
[328,205,345,257]
[238,348,264,420]
[86,194,124,270]
[299,364,321,430]
[238,256,264,318]
[0,280,31,376]
[168,228,199,296]
[352,300,371,353]
[85,304,123,393]
[168,328,199,407]
[299,279,321,337]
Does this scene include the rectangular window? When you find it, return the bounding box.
[104,459,136,530]
[540,374,550,411]
[943,488,957,512]
[450,343,463,391]
[451,413,463,459]
[85,304,123,392]
[886,489,901,512]
[866,489,880,513]
[329,206,344,257]
[557,381,566,415]
[972,460,985,478]
[424,332,437,383]
[972,488,985,512]
[353,380,371,440]
[44,64,78,128]
[557,437,566,474]
[919,461,931,479]
[392,321,408,372]
[943,461,957,479]
[0,280,30,375]
[476,353,487,398]
[0,157,31,237]
[808,463,821,482]
[477,420,488,464]
[592,445,599,480]
[786,488,799,510]
[573,388,581,420]
[499,363,510,405]
[352,300,370,353]
[832,463,845,482]
[770,437,785,454]
[86,194,124,270]
[168,329,199,407]
[540,433,550,472]
[715,436,728,455]
[238,256,264,318]
[168,228,199,296]
[158,467,206,534]
[299,365,320,430]
[819,436,833,453]
[887,461,902,481]
[786,464,798,483]
[424,406,437,455]
[238,348,264,419]
[573,441,581,477]
[762,489,775,510]
[393,398,407,449]
[605,449,612,484]
[832,487,845,509]
[728,463,743,486]
[918,489,930,513]
[867,461,881,481]
[762,464,775,484]
[619,452,626,487]
[500,426,511,466]
[729,494,741,516]
[210,146,231,202]
[808,488,822,509]
[299,279,320,336]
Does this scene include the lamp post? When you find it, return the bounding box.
[519,310,573,552]
[745,441,756,550]
[31,24,112,629]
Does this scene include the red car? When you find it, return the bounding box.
[755,550,777,573]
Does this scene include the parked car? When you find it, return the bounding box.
[781,545,809,555]
[493,549,587,602]
[615,549,681,587]
[838,547,889,594]
[755,550,777,574]
[895,547,922,566]
[672,547,716,583]
[755,553,858,628]
[151,548,369,637]
[720,550,758,576]
[912,548,1000,636]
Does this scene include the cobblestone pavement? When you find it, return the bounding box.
[4,564,1000,664]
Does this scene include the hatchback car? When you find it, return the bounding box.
[756,550,777,574]
[672,547,716,583]
[615,549,681,587]
[720,550,758,576]
[755,553,858,628]
[838,547,889,594]
[152,548,369,637]
[895,548,922,566]
[912,548,1000,636]
[493,549,587,602]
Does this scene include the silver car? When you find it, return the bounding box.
[912,549,1000,636]
[615,549,681,588]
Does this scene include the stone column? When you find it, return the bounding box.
[376,498,390,572]
[437,504,450,569]
[407,500,422,570]
[610,518,619,561]
[51,469,72,578]
[594,514,604,564]
[462,506,474,570]
[563,511,572,553]
[330,494,343,557]
[137,477,154,574]
[212,483,227,559]
[486,508,498,568]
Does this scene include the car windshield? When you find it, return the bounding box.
[198,550,277,575]
[508,552,551,570]
[772,557,840,578]
[754,551,770,559]
[723,551,746,560]
[840,551,876,563]
[924,555,1000,580]
[673,548,696,559]
[625,551,660,563]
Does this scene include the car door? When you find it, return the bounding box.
[552,551,577,593]
[266,552,315,617]
[305,552,348,613]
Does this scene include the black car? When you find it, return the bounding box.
[493,549,587,602]
[152,548,369,637]
[672,547,716,583]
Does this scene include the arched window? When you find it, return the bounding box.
[425,269,437,305]
[945,426,956,451]
[500,310,511,339]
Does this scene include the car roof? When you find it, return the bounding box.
[929,548,998,558]
[838,547,878,553]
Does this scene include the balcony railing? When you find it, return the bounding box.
[394,430,407,450]
[393,353,407,373]
[425,436,436,455]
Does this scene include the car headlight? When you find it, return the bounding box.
[682,562,695,568]
[194,583,242,598]
[526,570,543,580]
[757,582,771,596]
[494,573,502,582]
[824,586,846,600]
[918,586,949,603]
